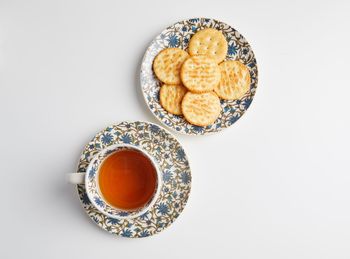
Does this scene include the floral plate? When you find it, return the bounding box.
[76,121,191,238]
[140,18,258,135]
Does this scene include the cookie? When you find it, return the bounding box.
[214,60,251,100]
[180,55,221,93]
[159,84,187,115]
[153,48,189,84]
[181,92,221,127]
[188,28,228,63]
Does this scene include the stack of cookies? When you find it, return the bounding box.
[153,28,251,127]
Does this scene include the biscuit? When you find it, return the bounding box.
[188,28,228,63]
[153,48,189,84]
[159,84,187,115]
[180,55,221,93]
[214,60,251,100]
[181,92,221,127]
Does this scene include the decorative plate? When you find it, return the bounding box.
[76,121,191,238]
[140,18,258,135]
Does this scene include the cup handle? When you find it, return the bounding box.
[67,173,85,184]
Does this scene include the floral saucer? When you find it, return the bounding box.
[140,18,258,135]
[76,121,191,238]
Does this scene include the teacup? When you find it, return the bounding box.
[67,144,162,219]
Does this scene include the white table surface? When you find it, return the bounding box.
[1,0,350,258]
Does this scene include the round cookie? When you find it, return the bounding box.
[214,60,251,100]
[181,92,221,127]
[180,55,221,93]
[160,84,187,115]
[188,28,228,63]
[153,48,189,84]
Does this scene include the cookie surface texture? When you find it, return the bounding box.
[160,84,187,115]
[181,91,221,127]
[153,48,189,84]
[188,28,228,63]
[214,60,251,100]
[181,55,221,93]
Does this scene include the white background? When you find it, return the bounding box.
[1,0,349,258]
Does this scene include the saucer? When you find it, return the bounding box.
[140,18,258,135]
[76,121,191,237]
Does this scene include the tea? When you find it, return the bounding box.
[98,149,157,210]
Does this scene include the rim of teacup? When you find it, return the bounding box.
[85,143,163,220]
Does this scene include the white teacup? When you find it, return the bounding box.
[67,144,162,219]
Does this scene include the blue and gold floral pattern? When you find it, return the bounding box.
[76,121,191,238]
[140,18,258,135]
